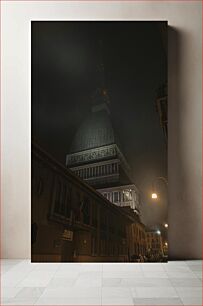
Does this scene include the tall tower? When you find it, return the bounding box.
[66,42,140,214]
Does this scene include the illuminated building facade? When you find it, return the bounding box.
[97,185,139,213]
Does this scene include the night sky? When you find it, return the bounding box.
[32,21,167,227]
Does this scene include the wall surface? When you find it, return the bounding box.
[1,1,202,259]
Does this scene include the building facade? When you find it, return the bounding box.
[32,143,140,262]
[146,230,164,258]
[66,86,140,214]
[32,144,166,262]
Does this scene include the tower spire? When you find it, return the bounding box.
[91,40,110,113]
[97,39,105,89]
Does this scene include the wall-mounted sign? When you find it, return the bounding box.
[62,229,73,241]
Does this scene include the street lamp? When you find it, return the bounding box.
[152,193,158,199]
[164,223,168,228]
[151,177,168,199]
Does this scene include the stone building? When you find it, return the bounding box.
[32,143,140,262]
[66,86,140,214]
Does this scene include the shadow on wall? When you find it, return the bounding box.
[168,27,202,260]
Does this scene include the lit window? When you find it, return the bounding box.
[123,190,132,201]
[118,191,121,202]
[114,192,119,202]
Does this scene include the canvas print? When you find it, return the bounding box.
[31,21,168,262]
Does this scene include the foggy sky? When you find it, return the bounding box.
[32,21,167,226]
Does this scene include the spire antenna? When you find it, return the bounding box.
[97,39,105,89]
[91,39,110,113]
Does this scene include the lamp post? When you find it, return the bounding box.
[151,176,168,200]
[151,176,168,239]
[151,178,168,256]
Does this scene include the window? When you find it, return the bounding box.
[107,193,111,201]
[54,181,62,214]
[53,179,71,218]
[92,203,97,227]
[123,189,132,202]
[60,184,66,214]
[114,192,119,203]
[75,192,81,221]
[82,197,90,225]
[66,187,71,218]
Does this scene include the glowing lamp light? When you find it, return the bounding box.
[165,242,168,246]
[156,230,161,235]
[152,193,158,199]
[164,223,169,228]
